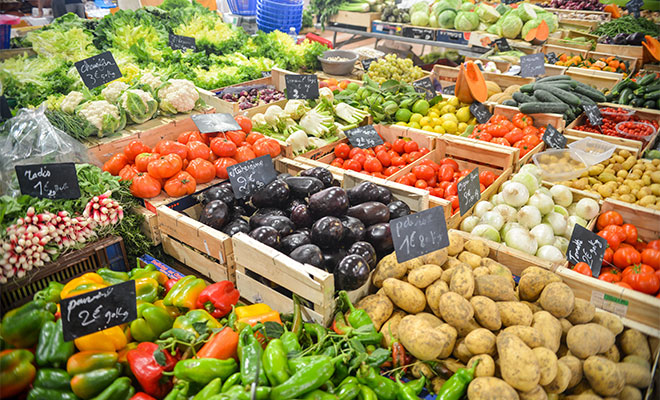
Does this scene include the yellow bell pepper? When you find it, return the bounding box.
[74,325,128,352]
[153,300,181,319]
[61,273,107,299]
[235,304,272,320]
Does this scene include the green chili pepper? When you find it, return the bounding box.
[437,359,478,400]
[336,382,360,400]
[365,348,390,368]
[288,355,327,374]
[339,291,372,329]
[303,323,327,342]
[173,358,238,386]
[90,376,134,400]
[270,355,343,400]
[237,326,268,386]
[356,365,397,400]
[320,380,335,394]
[357,385,377,400]
[291,294,303,338]
[280,331,301,357]
[320,345,337,357]
[339,377,359,387]
[354,331,383,346]
[302,389,339,400]
[406,376,426,395]
[159,328,196,344]
[263,338,290,386]
[221,373,241,393]
[331,359,349,386]
[163,382,189,400]
[395,377,418,400]
[193,377,222,400]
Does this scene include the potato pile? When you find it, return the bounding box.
[358,232,656,399]
[560,149,660,210]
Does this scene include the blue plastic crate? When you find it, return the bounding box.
[228,0,257,16]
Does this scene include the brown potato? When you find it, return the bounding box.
[592,310,623,336]
[468,354,495,377]
[467,377,520,400]
[617,362,652,388]
[521,301,542,314]
[617,385,642,400]
[533,347,558,386]
[439,292,474,327]
[454,318,482,338]
[497,302,533,327]
[480,258,515,287]
[470,296,501,331]
[465,328,496,355]
[474,275,517,301]
[465,239,490,258]
[458,251,482,269]
[382,278,426,313]
[518,385,548,400]
[408,264,444,289]
[542,360,571,394]
[519,267,561,301]
[502,326,544,348]
[436,323,458,358]
[532,311,562,352]
[426,279,449,318]
[583,356,625,397]
[566,323,615,359]
[453,338,473,364]
[538,282,575,318]
[357,293,393,331]
[415,312,443,327]
[421,248,448,267]
[411,362,434,379]
[567,298,595,324]
[559,355,582,389]
[372,253,408,287]
[618,329,651,361]
[559,318,573,340]
[622,355,650,370]
[451,264,475,299]
[380,310,405,348]
[497,332,541,392]
[447,231,465,256]
[602,344,620,363]
[397,315,453,361]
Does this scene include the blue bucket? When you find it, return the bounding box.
[228,0,257,16]
[257,20,301,34]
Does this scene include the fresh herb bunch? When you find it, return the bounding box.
[594,15,660,37]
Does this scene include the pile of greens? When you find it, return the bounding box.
[593,15,660,37]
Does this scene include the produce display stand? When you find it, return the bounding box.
[556,200,660,338]
[326,10,382,32]
[0,236,127,311]
[587,51,638,75]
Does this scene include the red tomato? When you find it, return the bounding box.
[491,138,511,147]
[342,159,361,172]
[597,211,623,230]
[102,153,129,176]
[130,173,162,199]
[612,247,641,269]
[246,132,265,145]
[412,165,435,181]
[391,156,405,167]
[147,154,183,179]
[352,153,366,167]
[383,166,400,176]
[522,126,540,136]
[622,264,660,294]
[642,248,660,270]
[522,134,541,147]
[177,131,205,145]
[438,165,454,182]
[118,164,138,182]
[414,179,428,189]
[235,146,257,163]
[599,267,622,283]
[164,171,197,197]
[440,158,459,172]
[363,156,383,173]
[214,157,237,179]
[392,139,406,154]
[446,182,458,196]
[621,224,638,244]
[409,151,424,162]
[376,150,391,167]
[504,128,524,145]
[335,143,351,159]
[210,138,237,158]
[186,158,216,184]
[419,147,430,155]
[349,147,366,159]
[648,240,660,251]
[155,140,188,160]
[429,187,444,198]
[225,130,247,146]
[235,115,252,134]
[614,281,633,290]
[124,140,151,162]
[447,195,459,210]
[186,141,211,160]
[479,171,496,187]
[403,141,419,153]
[598,229,622,252]
[603,247,614,267]
[135,153,160,172]
[573,262,592,277]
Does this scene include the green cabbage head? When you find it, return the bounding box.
[501,15,523,39]
[120,89,158,124]
[438,9,456,29]
[454,11,479,31]
[411,11,430,27]
[476,4,500,24]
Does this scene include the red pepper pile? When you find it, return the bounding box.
[329,139,431,178]
[468,113,544,157]
[571,210,660,297]
[573,107,659,142]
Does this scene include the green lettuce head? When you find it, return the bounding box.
[120,89,158,124]
[77,100,126,137]
[411,11,430,27]
[438,9,457,29]
[501,15,523,39]
[454,11,480,31]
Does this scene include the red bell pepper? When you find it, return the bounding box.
[131,393,157,400]
[195,281,240,318]
[164,278,179,295]
[127,342,177,399]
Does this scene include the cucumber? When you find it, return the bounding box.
[574,93,596,105]
[638,73,656,87]
[549,84,575,92]
[513,91,536,104]
[519,102,569,114]
[644,90,660,100]
[564,108,576,121]
[533,84,581,106]
[502,99,518,107]
[535,75,574,83]
[573,84,607,102]
[520,84,535,93]
[631,96,645,107]
[619,88,633,105]
[533,89,563,104]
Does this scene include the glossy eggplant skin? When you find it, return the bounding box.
[347,241,377,270]
[200,200,229,231]
[339,216,365,245]
[308,187,349,218]
[290,204,313,229]
[280,233,311,255]
[335,255,370,291]
[365,223,393,256]
[249,215,294,237]
[300,167,334,188]
[289,244,323,267]
[251,179,290,208]
[198,186,235,206]
[277,172,292,181]
[284,198,306,217]
[284,176,324,199]
[388,200,411,220]
[347,202,390,226]
[375,186,392,204]
[222,218,250,236]
[321,248,347,273]
[249,226,280,249]
[253,208,286,218]
[347,182,380,205]
[310,216,344,249]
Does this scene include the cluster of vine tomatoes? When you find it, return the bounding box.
[468,113,544,157]
[329,139,431,178]
[102,115,281,199]
[572,210,660,297]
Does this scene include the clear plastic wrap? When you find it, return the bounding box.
[0,106,92,195]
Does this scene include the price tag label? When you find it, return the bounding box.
[391,207,449,263]
[75,51,122,90]
[412,77,436,101]
[16,163,81,200]
[227,155,278,199]
[285,74,319,100]
[493,38,512,52]
[457,168,481,216]
[345,125,384,149]
[546,52,558,64]
[469,101,492,124]
[590,291,629,318]
[520,53,546,78]
[583,104,603,126]
[442,85,455,95]
[0,95,11,121]
[61,280,138,342]
[261,71,272,78]
[542,123,566,149]
[169,33,196,52]
[567,224,608,277]
[361,58,377,71]
[626,0,643,18]
[191,113,242,134]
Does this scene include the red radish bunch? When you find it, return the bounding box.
[83,191,124,227]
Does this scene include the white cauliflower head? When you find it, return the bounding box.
[60,91,84,114]
[101,81,129,103]
[78,100,126,137]
[157,79,200,114]
[120,89,158,124]
[139,72,163,91]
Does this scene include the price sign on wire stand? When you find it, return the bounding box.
[493,38,512,52]
[169,33,196,52]
[16,163,81,200]
[626,0,643,18]
[412,77,436,101]
[285,75,319,100]
[457,168,481,216]
[61,280,138,341]
[583,104,603,127]
[391,207,449,263]
[75,51,122,90]
[361,58,377,71]
[567,224,608,277]
[546,52,559,64]
[469,101,492,124]
[542,123,567,149]
[345,125,384,149]
[227,155,278,199]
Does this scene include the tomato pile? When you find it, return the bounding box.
[394,158,498,214]
[615,121,656,140]
[574,107,659,142]
[102,115,282,199]
[330,139,431,178]
[468,113,544,157]
[571,210,660,297]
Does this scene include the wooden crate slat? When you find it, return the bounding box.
[600,199,660,242]
[135,207,161,245]
[161,235,230,282]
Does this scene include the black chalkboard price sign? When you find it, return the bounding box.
[626,0,643,18]
[412,77,436,101]
[546,52,559,64]
[493,38,512,52]
[16,163,81,200]
[391,207,449,263]
[61,280,138,342]
[520,53,546,78]
[567,224,608,277]
[583,104,603,126]
[361,58,377,71]
[285,75,319,100]
[469,101,492,124]
[169,33,196,52]
[345,125,384,149]
[227,155,278,199]
[542,123,566,149]
[261,71,272,78]
[442,85,455,95]
[75,51,123,90]
[191,113,242,134]
[457,168,481,216]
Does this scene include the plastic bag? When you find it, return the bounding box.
[0,106,92,195]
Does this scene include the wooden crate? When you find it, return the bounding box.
[542,64,567,77]
[547,37,593,51]
[482,72,535,91]
[211,68,292,116]
[596,44,646,66]
[542,44,589,59]
[328,11,381,32]
[565,67,622,90]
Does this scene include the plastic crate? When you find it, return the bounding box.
[0,236,128,312]
[228,0,257,16]
[0,25,10,50]
[567,137,617,166]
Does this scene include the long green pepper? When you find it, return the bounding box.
[339,291,372,329]
[270,355,343,400]
[356,365,397,400]
[237,326,268,386]
[262,338,291,386]
[437,359,479,400]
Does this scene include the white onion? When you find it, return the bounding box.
[480,211,505,231]
[567,203,577,216]
[505,227,538,255]
[520,164,542,183]
[499,181,511,193]
[554,236,569,254]
[501,222,524,239]
[512,172,539,195]
[535,187,552,198]
[491,193,504,206]
[471,224,501,242]
[576,198,599,220]
[502,182,530,208]
[536,245,564,262]
[460,216,480,232]
[565,215,588,239]
[474,201,494,218]
[530,224,555,247]
[527,192,555,215]
[517,205,542,230]
[493,204,517,223]
[554,205,569,217]
[543,212,567,236]
[550,185,572,207]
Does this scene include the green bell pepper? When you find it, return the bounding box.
[89,376,134,400]
[172,309,223,338]
[27,368,79,400]
[173,358,237,386]
[34,281,64,303]
[97,269,129,285]
[130,303,174,342]
[163,276,206,309]
[1,300,55,348]
[129,264,167,285]
[68,351,121,400]
[134,277,161,303]
[36,319,75,368]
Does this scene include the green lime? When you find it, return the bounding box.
[346,83,360,91]
[412,99,430,116]
[395,108,413,123]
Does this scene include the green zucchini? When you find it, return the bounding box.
[638,74,656,87]
[519,102,569,114]
[631,96,646,107]
[533,84,581,106]
[536,75,573,83]
[513,91,536,104]
[605,91,617,102]
[573,84,607,102]
[533,89,563,104]
[643,100,656,109]
[644,90,660,100]
[618,88,633,105]
[520,84,535,93]
[502,99,518,107]
[574,93,596,105]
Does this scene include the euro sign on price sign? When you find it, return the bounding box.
[391,207,449,263]
[285,75,319,100]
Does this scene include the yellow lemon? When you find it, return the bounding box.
[430,117,442,127]
[433,125,446,134]
[448,96,460,107]
[435,101,447,109]
[458,122,468,133]
[442,120,458,134]
[422,125,435,132]
[408,121,421,129]
[427,111,439,119]
[419,116,431,127]
[409,113,423,124]
[442,113,458,124]
[396,121,407,126]
[456,106,471,123]
[440,105,456,115]
[468,117,477,125]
